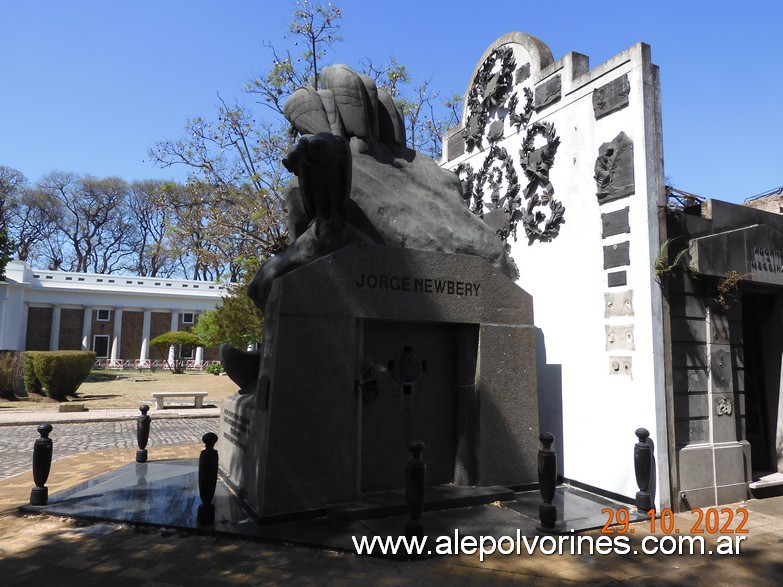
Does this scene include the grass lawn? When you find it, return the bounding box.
[0,369,239,411]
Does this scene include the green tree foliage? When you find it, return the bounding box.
[150,331,205,374]
[194,280,264,349]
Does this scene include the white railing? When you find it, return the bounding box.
[92,358,221,371]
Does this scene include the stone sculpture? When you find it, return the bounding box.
[595,131,635,203]
[224,64,518,388]
[247,132,370,311]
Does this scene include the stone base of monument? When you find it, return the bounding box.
[23,463,645,557]
[326,485,516,524]
[218,245,540,521]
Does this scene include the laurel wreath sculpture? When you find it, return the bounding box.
[463,46,516,152]
[519,121,566,243]
[474,144,521,240]
[460,47,566,245]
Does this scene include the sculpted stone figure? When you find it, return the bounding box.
[247,132,371,311]
[222,64,517,389]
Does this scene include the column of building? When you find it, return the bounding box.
[19,303,29,351]
[109,308,123,367]
[81,306,93,351]
[139,309,152,367]
[48,305,61,351]
[168,310,179,367]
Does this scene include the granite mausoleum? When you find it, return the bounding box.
[218,65,539,519]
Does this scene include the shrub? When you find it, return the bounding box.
[23,352,43,395]
[204,362,225,375]
[150,331,205,374]
[0,351,23,398]
[27,351,96,400]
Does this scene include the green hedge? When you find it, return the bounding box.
[24,351,96,400]
[22,352,42,394]
[0,351,23,397]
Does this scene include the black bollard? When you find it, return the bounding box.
[136,405,151,463]
[197,432,219,525]
[634,428,653,512]
[404,441,426,538]
[536,432,559,533]
[30,423,53,506]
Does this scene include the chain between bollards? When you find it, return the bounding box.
[30,423,53,506]
[136,404,151,463]
[197,432,219,525]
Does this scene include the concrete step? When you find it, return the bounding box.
[749,472,783,499]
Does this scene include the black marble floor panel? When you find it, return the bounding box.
[21,459,643,556]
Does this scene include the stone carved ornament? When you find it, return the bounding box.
[519,122,565,243]
[463,47,518,152]
[716,397,732,416]
[594,132,635,203]
[460,47,564,245]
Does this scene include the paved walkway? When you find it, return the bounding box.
[1,407,782,584]
[0,406,219,481]
[0,417,219,480]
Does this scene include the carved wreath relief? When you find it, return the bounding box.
[460,46,565,245]
[716,397,732,416]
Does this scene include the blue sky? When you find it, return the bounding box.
[1,0,781,203]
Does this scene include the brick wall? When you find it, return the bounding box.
[26,307,52,350]
[120,311,142,360]
[91,309,114,340]
[59,309,83,350]
[150,312,171,339]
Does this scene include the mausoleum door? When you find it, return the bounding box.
[742,293,783,473]
[359,320,457,492]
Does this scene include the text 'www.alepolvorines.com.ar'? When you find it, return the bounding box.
[352,530,746,561]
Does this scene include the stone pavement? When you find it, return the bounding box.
[0,409,782,584]
[0,407,220,480]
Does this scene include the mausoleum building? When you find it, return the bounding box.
[441,32,782,510]
[0,260,225,366]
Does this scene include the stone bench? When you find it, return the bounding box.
[150,391,208,410]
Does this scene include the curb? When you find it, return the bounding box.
[0,409,221,427]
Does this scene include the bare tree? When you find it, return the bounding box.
[34,173,135,273]
[0,165,27,233]
[245,1,343,113]
[127,180,177,277]
[150,0,460,284]
[360,57,462,158]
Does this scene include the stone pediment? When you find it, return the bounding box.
[689,224,783,285]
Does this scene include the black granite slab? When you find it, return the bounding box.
[21,459,644,557]
[326,485,515,523]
